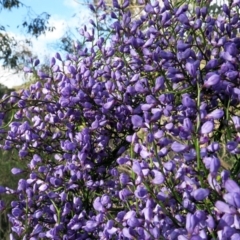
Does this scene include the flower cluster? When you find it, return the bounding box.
[0,0,240,239]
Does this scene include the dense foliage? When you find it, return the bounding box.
[0,0,240,239]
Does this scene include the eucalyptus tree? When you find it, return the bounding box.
[0,0,54,70]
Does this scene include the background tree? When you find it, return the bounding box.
[0,0,54,70]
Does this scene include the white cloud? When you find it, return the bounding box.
[30,11,92,59]
[0,67,26,88]
[31,16,70,58]
[63,0,81,9]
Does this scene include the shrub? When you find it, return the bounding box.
[0,0,240,239]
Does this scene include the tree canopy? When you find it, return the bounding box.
[0,0,54,70]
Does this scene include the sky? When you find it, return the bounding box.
[0,0,92,88]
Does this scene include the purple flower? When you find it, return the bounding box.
[215,201,236,214]
[101,194,111,206]
[171,141,187,153]
[207,142,219,152]
[132,161,142,176]
[175,4,188,16]
[192,188,210,201]
[225,179,240,193]
[122,227,134,238]
[31,224,43,236]
[151,170,164,184]
[206,215,215,229]
[154,76,165,92]
[39,183,48,191]
[123,210,136,221]
[55,52,62,61]
[186,62,197,78]
[194,19,202,29]
[204,74,220,87]
[226,141,238,152]
[232,233,240,240]
[119,188,132,201]
[145,3,154,13]
[183,118,193,132]
[201,121,214,134]
[161,11,171,26]
[12,207,23,217]
[177,40,190,51]
[83,220,98,232]
[205,59,219,70]
[119,173,130,185]
[127,216,140,227]
[224,192,240,208]
[11,168,23,175]
[194,210,206,222]
[93,197,105,212]
[206,109,224,120]
[210,156,221,173]
[0,186,6,194]
[186,213,198,234]
[134,185,148,199]
[182,95,196,107]
[19,149,28,158]
[142,207,153,222]
[103,100,115,110]
[178,13,189,25]
[131,115,143,128]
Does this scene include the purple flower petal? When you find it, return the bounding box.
[178,13,189,24]
[32,224,43,235]
[142,207,153,221]
[225,179,240,193]
[192,188,210,201]
[134,185,148,199]
[119,173,130,185]
[232,116,240,129]
[206,215,215,229]
[55,52,62,61]
[151,170,164,184]
[182,95,196,107]
[127,216,140,227]
[206,109,224,120]
[103,100,115,110]
[84,220,98,232]
[154,76,165,91]
[171,141,187,153]
[123,210,136,221]
[140,149,150,159]
[131,115,143,128]
[186,213,198,234]
[201,121,214,134]
[204,74,220,87]
[93,197,105,212]
[226,141,238,152]
[132,161,142,176]
[122,227,133,238]
[210,156,220,173]
[215,201,236,214]
[11,168,23,175]
[183,118,193,132]
[39,184,48,192]
[186,62,196,78]
[177,40,190,51]
[0,186,6,194]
